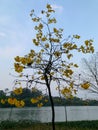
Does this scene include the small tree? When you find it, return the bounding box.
[13,4,94,130]
[78,52,98,95]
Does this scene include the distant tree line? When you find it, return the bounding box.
[0,88,98,108]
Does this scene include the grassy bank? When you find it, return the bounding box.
[0,120,98,130]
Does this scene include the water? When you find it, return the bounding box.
[0,106,98,122]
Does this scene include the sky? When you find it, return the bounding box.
[0,0,98,98]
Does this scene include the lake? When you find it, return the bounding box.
[0,106,98,122]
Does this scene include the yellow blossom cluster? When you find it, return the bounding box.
[1,98,25,107]
[33,39,39,46]
[61,82,77,98]
[73,35,80,39]
[54,51,61,57]
[48,18,56,24]
[61,87,73,99]
[34,23,43,31]
[50,38,60,43]
[31,96,43,104]
[13,87,23,95]
[1,99,6,104]
[36,58,41,64]
[15,56,33,65]
[40,75,45,80]
[14,55,35,73]
[63,42,77,50]
[45,43,49,48]
[37,103,43,108]
[14,63,24,73]
[63,69,73,77]
[31,95,44,107]
[8,98,17,105]
[14,100,25,107]
[31,98,39,103]
[81,82,90,89]
[29,49,35,58]
[79,39,94,53]
[32,17,40,22]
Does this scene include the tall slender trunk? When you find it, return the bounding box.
[47,84,55,130]
[45,75,55,130]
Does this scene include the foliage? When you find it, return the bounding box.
[0,88,98,107]
[13,4,94,104]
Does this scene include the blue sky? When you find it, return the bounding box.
[0,0,98,97]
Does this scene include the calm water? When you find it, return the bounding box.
[0,106,98,122]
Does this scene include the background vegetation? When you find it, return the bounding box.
[0,88,98,108]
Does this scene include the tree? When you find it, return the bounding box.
[78,52,98,95]
[13,4,94,130]
[0,90,6,98]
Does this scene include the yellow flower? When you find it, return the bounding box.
[38,71,42,74]
[13,87,23,95]
[14,100,25,107]
[63,69,73,77]
[54,51,61,57]
[46,4,51,9]
[14,63,24,73]
[41,49,44,52]
[36,59,41,64]
[63,42,72,48]
[81,82,90,89]
[74,64,78,68]
[37,96,43,100]
[20,100,25,107]
[1,99,6,104]
[39,23,43,29]
[21,58,27,65]
[14,56,21,62]
[8,98,17,105]
[35,42,39,46]
[45,43,49,48]
[26,57,32,64]
[53,28,58,33]
[90,46,94,53]
[61,88,70,94]
[61,87,73,99]
[37,103,43,108]
[73,35,80,39]
[40,76,45,80]
[32,39,39,46]
[67,54,73,59]
[85,40,89,46]
[50,72,54,76]
[31,98,39,104]
[41,37,47,41]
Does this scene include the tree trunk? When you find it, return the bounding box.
[45,75,55,130]
[47,85,55,130]
[47,84,55,130]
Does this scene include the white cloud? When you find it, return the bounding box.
[51,4,64,13]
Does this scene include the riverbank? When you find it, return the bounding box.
[1,120,98,130]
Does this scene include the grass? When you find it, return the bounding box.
[0,120,98,130]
